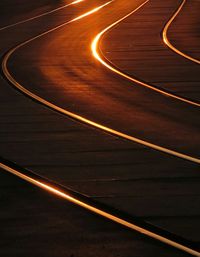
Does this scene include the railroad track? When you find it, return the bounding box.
[162,0,200,65]
[1,0,199,256]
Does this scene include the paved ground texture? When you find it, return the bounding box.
[0,0,199,256]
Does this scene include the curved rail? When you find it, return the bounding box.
[162,0,200,65]
[0,158,199,256]
[91,0,200,107]
[0,0,85,31]
[1,1,200,255]
[1,1,200,165]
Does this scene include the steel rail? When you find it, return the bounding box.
[162,0,200,65]
[0,0,85,31]
[1,2,200,255]
[0,158,199,256]
[1,1,200,165]
[91,0,200,107]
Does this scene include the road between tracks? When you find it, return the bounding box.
[92,0,200,107]
[0,1,199,255]
[1,158,200,256]
[2,0,200,162]
[0,0,85,31]
[162,0,200,65]
[100,0,200,102]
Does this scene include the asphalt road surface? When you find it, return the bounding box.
[0,0,200,256]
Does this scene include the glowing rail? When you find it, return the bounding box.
[91,0,200,107]
[0,0,85,31]
[163,0,200,65]
[1,1,200,255]
[1,160,199,257]
[1,1,200,165]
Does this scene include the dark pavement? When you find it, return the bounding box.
[0,0,200,256]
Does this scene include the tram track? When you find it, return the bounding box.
[0,0,85,32]
[0,0,199,256]
[162,0,200,65]
[1,0,200,163]
[93,0,200,107]
[1,157,199,256]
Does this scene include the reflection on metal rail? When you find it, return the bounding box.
[0,0,85,31]
[91,0,200,107]
[1,157,199,257]
[163,0,200,65]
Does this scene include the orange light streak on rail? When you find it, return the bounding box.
[91,0,200,107]
[0,0,85,31]
[163,0,200,65]
[0,161,200,257]
[1,1,200,255]
[2,1,200,165]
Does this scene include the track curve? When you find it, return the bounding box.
[162,0,200,65]
[1,1,200,256]
[2,1,200,164]
[95,0,200,106]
